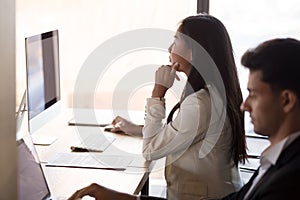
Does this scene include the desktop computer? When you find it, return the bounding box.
[25,29,61,145]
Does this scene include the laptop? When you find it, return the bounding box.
[18,126,98,200]
[17,133,52,200]
[16,93,94,200]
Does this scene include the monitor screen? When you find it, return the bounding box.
[25,30,61,134]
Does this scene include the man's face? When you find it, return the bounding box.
[241,70,284,138]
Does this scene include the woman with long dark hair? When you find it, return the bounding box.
[68,14,247,200]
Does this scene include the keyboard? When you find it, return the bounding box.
[47,152,133,170]
[72,132,115,152]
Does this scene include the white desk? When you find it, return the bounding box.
[32,108,152,199]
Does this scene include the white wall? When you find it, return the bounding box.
[16,0,195,111]
[0,0,17,199]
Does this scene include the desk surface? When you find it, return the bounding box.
[33,108,151,198]
[30,108,268,197]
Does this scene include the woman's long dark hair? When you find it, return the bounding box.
[167,14,247,166]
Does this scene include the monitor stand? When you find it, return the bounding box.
[31,135,58,146]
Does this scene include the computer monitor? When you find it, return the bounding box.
[25,30,61,142]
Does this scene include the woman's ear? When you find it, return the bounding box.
[281,90,298,113]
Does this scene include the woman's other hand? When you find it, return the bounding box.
[111,116,143,137]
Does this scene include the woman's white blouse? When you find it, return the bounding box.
[142,87,242,199]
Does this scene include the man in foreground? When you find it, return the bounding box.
[222,38,300,199]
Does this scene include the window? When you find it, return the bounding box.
[211,0,300,134]
[210,0,300,182]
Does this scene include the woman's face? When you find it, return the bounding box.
[168,31,192,74]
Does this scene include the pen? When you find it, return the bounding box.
[70,146,89,152]
[70,146,103,152]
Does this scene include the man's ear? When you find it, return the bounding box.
[281,90,298,113]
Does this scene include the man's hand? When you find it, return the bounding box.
[67,183,138,200]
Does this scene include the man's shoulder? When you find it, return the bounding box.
[255,137,300,199]
[277,134,300,165]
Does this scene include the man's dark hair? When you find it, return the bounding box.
[241,38,300,98]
